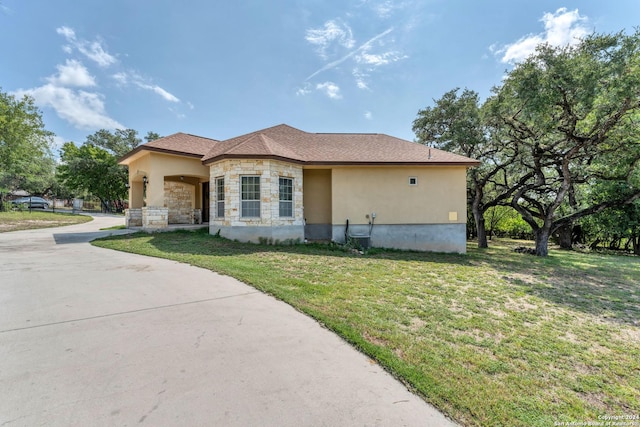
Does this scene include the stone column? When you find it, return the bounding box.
[125,208,143,227]
[142,206,168,230]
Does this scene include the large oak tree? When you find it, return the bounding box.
[487,30,640,255]
[414,30,640,256]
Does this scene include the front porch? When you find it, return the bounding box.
[125,218,209,233]
[124,157,211,231]
[125,205,205,231]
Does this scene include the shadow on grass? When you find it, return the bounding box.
[100,228,474,266]
[98,229,640,326]
[161,230,470,265]
[478,245,640,326]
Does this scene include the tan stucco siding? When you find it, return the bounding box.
[303,169,332,224]
[126,155,150,208]
[209,159,303,227]
[331,166,467,225]
[126,152,209,208]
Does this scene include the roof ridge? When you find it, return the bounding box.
[258,133,302,158]
[314,132,380,135]
[217,123,303,143]
[181,132,220,142]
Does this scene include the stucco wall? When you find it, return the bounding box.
[126,152,210,208]
[331,166,467,226]
[332,223,467,253]
[303,169,332,224]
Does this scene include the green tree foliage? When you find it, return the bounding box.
[414,30,640,256]
[581,200,640,254]
[0,88,55,200]
[413,88,531,248]
[144,131,161,142]
[488,30,640,255]
[85,128,142,158]
[57,129,144,212]
[58,142,128,212]
[484,205,533,240]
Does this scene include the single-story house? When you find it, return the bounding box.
[118,124,479,253]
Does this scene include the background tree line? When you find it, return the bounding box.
[413,30,640,256]
[0,86,158,212]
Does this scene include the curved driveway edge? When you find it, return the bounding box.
[0,215,457,426]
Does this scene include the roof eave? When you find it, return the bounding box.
[202,156,480,167]
[303,160,482,167]
[119,146,206,165]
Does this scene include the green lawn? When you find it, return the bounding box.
[0,210,92,232]
[92,230,640,426]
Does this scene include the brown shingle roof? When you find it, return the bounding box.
[118,132,219,164]
[119,125,479,166]
[202,124,479,166]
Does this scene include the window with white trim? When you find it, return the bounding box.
[241,176,261,218]
[215,177,225,218]
[279,177,293,217]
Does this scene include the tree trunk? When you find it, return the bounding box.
[473,204,488,248]
[557,223,573,250]
[534,227,551,256]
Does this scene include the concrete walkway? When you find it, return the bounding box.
[0,215,456,426]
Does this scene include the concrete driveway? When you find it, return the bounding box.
[0,215,456,426]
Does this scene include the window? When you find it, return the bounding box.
[215,177,225,218]
[279,177,293,217]
[241,176,261,217]
[409,176,418,186]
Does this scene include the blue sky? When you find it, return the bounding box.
[1,1,638,152]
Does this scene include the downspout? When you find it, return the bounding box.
[345,218,350,242]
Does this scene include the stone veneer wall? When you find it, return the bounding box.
[142,206,168,229]
[209,159,304,241]
[164,181,194,224]
[125,208,142,227]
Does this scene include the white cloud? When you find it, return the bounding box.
[359,0,411,18]
[112,72,128,85]
[364,111,373,120]
[56,26,76,40]
[112,70,180,102]
[168,106,186,119]
[356,50,407,66]
[305,20,355,59]
[15,84,123,130]
[138,83,180,102]
[306,27,394,81]
[296,83,312,96]
[373,1,395,18]
[47,59,96,87]
[52,135,67,152]
[316,82,342,99]
[13,55,122,130]
[496,8,590,64]
[352,69,370,90]
[56,26,117,67]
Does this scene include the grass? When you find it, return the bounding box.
[92,230,640,426]
[99,224,127,230]
[0,210,93,232]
